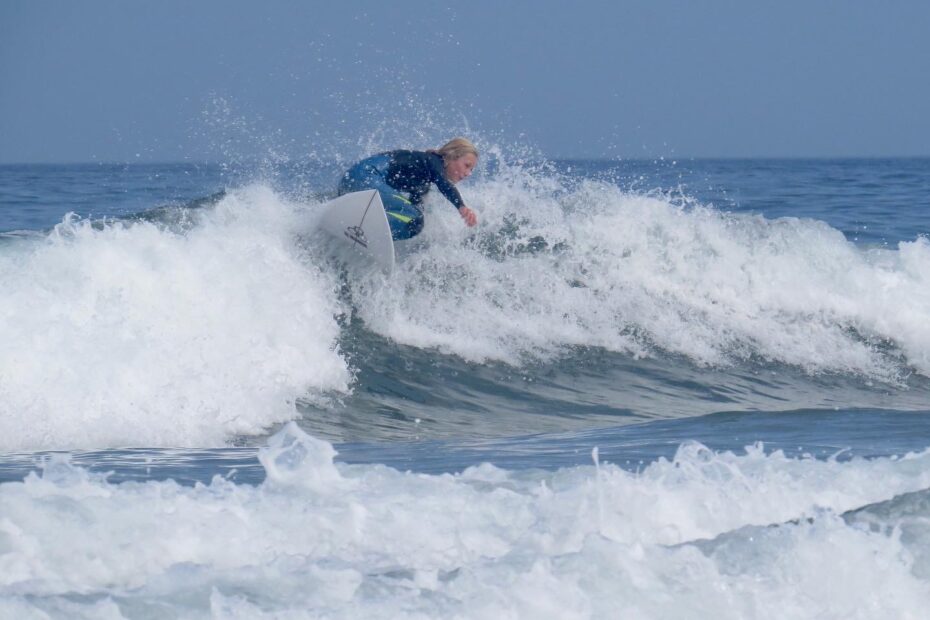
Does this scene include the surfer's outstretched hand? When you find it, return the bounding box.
[459,205,478,227]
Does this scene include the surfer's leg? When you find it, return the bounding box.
[380,192,424,240]
[338,165,379,195]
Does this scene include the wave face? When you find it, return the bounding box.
[2,160,930,451]
[324,162,930,439]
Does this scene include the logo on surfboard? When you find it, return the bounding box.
[344,225,369,248]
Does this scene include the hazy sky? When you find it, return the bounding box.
[2,0,929,163]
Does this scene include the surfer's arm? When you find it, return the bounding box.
[420,151,477,227]
[432,172,466,209]
[435,176,477,226]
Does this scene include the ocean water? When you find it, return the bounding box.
[1,156,930,618]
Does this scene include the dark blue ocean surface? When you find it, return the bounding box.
[2,408,929,485]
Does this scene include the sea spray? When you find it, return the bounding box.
[0,186,351,451]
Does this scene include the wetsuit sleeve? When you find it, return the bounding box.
[428,155,466,210]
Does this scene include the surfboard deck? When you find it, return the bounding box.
[318,189,395,275]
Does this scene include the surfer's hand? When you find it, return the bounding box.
[459,205,477,227]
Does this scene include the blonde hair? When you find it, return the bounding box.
[431,137,479,163]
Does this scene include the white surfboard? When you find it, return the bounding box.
[319,189,395,274]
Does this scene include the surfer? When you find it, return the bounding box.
[337,138,479,240]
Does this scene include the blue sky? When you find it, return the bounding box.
[1,0,928,163]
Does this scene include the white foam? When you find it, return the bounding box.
[2,424,930,618]
[3,169,929,452]
[0,185,351,451]
[353,169,930,380]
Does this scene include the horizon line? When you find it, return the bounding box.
[2,154,930,166]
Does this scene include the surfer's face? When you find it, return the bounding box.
[445,153,477,184]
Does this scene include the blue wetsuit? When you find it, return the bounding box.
[337,150,465,240]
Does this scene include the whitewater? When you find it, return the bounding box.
[1,156,929,617]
